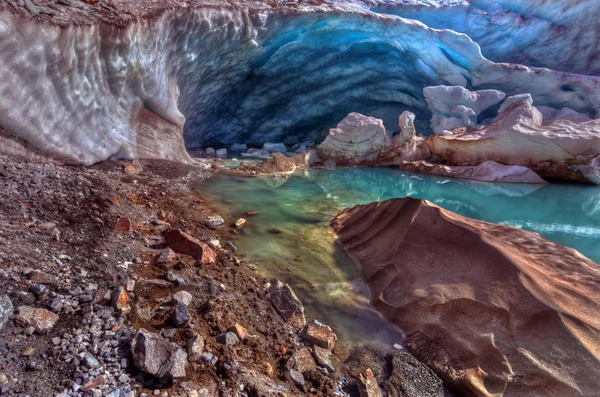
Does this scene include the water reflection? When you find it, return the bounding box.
[194,167,600,344]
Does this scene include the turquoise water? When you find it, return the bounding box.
[194,167,600,344]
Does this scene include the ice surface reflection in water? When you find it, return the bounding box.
[194,167,600,344]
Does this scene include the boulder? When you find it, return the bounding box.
[239,152,299,175]
[400,160,547,183]
[286,347,316,373]
[427,95,600,183]
[423,86,505,134]
[15,306,59,334]
[317,113,388,166]
[316,112,429,166]
[164,229,217,264]
[131,329,187,378]
[266,279,306,329]
[301,320,337,350]
[332,198,600,397]
[356,368,382,397]
[0,295,13,330]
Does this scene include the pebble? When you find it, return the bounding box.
[216,332,239,347]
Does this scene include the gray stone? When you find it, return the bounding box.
[216,332,239,347]
[187,334,204,362]
[131,329,187,378]
[205,215,225,228]
[172,291,192,306]
[266,279,306,329]
[313,345,338,372]
[29,284,49,298]
[83,355,100,369]
[171,303,190,327]
[49,298,63,313]
[0,294,13,330]
[289,369,305,387]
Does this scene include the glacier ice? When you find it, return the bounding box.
[1,1,600,164]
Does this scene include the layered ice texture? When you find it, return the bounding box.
[1,0,600,164]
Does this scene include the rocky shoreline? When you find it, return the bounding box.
[0,157,446,397]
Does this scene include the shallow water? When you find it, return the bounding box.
[194,167,600,344]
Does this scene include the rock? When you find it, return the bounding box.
[15,306,59,333]
[205,215,225,228]
[423,86,505,134]
[234,218,246,228]
[83,354,100,369]
[313,345,338,372]
[171,303,190,327]
[317,113,387,166]
[229,323,247,341]
[400,160,547,184]
[155,247,177,265]
[113,217,132,233]
[111,286,128,312]
[289,369,305,387]
[126,279,136,292]
[205,147,216,155]
[123,160,143,175]
[286,347,316,373]
[37,221,57,233]
[172,291,192,306]
[238,152,299,175]
[357,368,382,397]
[266,279,306,329]
[131,329,187,378]
[403,331,467,395]
[187,335,204,362]
[224,242,237,252]
[302,320,337,350]
[81,376,106,392]
[0,294,13,330]
[332,198,600,396]
[164,229,217,264]
[29,283,49,297]
[426,95,600,183]
[216,148,227,157]
[20,347,35,357]
[216,332,239,347]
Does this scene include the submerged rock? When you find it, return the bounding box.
[332,198,600,397]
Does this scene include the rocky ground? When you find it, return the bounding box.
[0,156,446,397]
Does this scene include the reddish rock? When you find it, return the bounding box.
[123,160,142,175]
[15,306,59,334]
[113,217,132,233]
[357,368,382,397]
[302,320,337,350]
[81,375,106,391]
[111,286,128,311]
[229,323,247,341]
[164,229,217,264]
[286,347,316,373]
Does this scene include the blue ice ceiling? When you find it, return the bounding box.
[172,4,600,146]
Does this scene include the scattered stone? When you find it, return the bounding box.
[83,354,100,369]
[266,279,306,329]
[81,376,106,392]
[289,368,305,387]
[216,332,240,347]
[15,306,59,333]
[111,286,128,311]
[0,295,13,329]
[313,345,338,372]
[126,279,136,292]
[164,229,217,264]
[29,284,49,298]
[224,242,237,252]
[302,320,337,350]
[357,368,382,397]
[131,329,187,378]
[114,217,132,233]
[49,297,63,313]
[163,328,177,339]
[123,160,143,175]
[229,323,247,341]
[172,291,192,306]
[20,347,35,357]
[171,303,190,327]
[235,218,246,228]
[155,247,177,264]
[205,215,225,228]
[286,347,316,373]
[187,335,204,362]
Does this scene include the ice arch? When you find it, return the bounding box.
[1,3,600,164]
